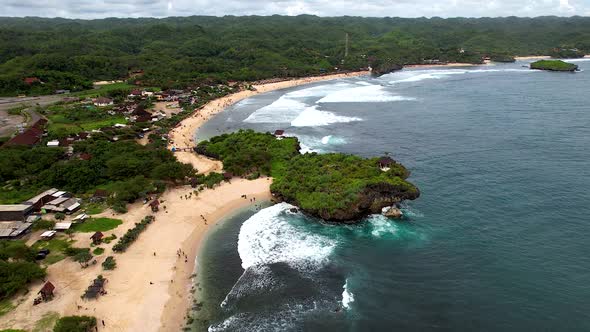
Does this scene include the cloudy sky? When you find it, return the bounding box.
[1,0,589,19]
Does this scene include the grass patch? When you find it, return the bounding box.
[92,247,104,255]
[82,202,106,215]
[0,186,39,204]
[32,311,60,332]
[73,218,122,233]
[71,82,134,98]
[0,299,15,317]
[31,237,74,265]
[47,116,127,137]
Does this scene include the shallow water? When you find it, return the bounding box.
[195,60,590,331]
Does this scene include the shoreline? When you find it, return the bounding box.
[160,70,370,331]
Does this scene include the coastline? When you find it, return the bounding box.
[160,70,371,330]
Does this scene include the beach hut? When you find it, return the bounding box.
[90,232,104,245]
[378,156,395,171]
[274,130,285,138]
[40,230,57,239]
[223,172,233,181]
[38,281,55,301]
[149,199,160,212]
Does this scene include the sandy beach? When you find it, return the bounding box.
[0,70,369,332]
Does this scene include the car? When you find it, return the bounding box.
[38,249,50,255]
[35,253,47,260]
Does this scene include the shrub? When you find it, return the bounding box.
[92,248,104,255]
[53,315,97,332]
[54,213,65,221]
[32,219,56,231]
[102,256,116,270]
[112,216,155,252]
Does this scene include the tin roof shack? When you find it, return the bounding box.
[0,204,34,222]
[20,188,59,211]
[0,220,33,239]
[38,281,55,301]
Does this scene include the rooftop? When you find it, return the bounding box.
[0,204,33,212]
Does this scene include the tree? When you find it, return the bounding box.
[0,261,46,300]
[71,250,93,268]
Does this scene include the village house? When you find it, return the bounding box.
[94,97,113,107]
[4,118,47,147]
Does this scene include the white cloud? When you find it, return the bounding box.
[0,0,588,18]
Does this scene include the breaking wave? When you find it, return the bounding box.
[342,279,355,310]
[291,106,362,127]
[237,203,337,271]
[387,68,537,84]
[317,85,416,103]
[243,96,306,123]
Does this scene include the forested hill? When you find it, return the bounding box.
[1,15,589,95]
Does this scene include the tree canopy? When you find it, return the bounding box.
[1,15,589,95]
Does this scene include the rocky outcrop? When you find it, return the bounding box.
[530,60,578,72]
[371,63,403,77]
[383,206,403,219]
[273,182,420,223]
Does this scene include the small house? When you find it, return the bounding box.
[40,230,57,239]
[54,222,72,231]
[274,130,285,138]
[23,77,41,85]
[90,231,104,245]
[38,281,55,301]
[223,172,233,181]
[94,97,113,107]
[378,156,395,171]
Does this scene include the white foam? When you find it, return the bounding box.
[291,106,362,127]
[317,85,415,103]
[321,135,346,145]
[342,279,355,310]
[238,203,336,271]
[561,58,590,62]
[243,96,306,123]
[368,214,400,237]
[388,68,537,84]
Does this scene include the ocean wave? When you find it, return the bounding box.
[243,96,306,123]
[387,68,537,84]
[237,203,337,271]
[291,106,362,127]
[317,85,416,103]
[341,279,355,310]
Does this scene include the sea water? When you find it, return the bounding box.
[194,59,590,331]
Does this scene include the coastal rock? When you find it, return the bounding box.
[371,63,403,77]
[275,182,420,223]
[383,206,403,219]
[530,60,578,72]
[289,207,299,213]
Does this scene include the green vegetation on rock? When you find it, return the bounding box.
[530,60,578,71]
